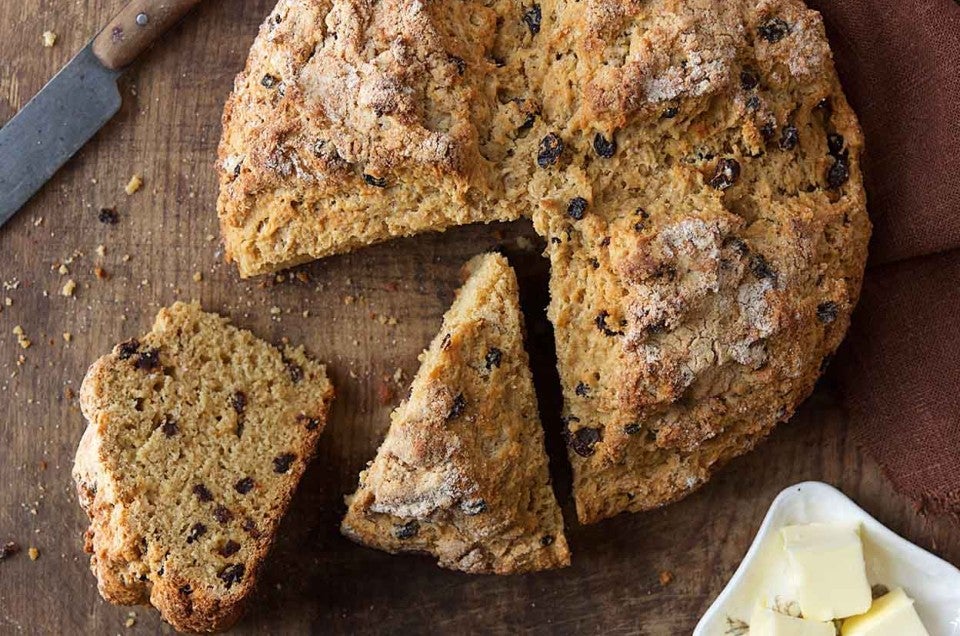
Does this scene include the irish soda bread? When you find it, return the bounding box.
[219,0,870,522]
[342,254,570,573]
[73,302,334,632]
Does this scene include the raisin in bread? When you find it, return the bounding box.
[219,0,870,523]
[73,302,334,632]
[341,253,570,573]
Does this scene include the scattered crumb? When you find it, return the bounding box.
[124,174,143,195]
[122,254,131,262]
[393,367,404,385]
[41,31,57,47]
[64,387,76,400]
[375,379,395,405]
[62,332,72,343]
[94,266,108,280]
[57,264,68,275]
[302,310,310,318]
[658,569,673,587]
[343,295,355,305]
[269,306,281,316]
[13,325,31,349]
[61,279,76,297]
[5,297,13,306]
[28,547,39,561]
[192,272,202,282]
[125,612,137,628]
[95,244,106,258]
[516,235,535,251]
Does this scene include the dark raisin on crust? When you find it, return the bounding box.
[567,197,588,221]
[461,499,487,515]
[393,520,420,540]
[484,347,502,370]
[242,517,262,539]
[749,254,777,280]
[540,535,555,547]
[447,393,467,420]
[98,208,119,224]
[624,423,642,435]
[186,523,206,544]
[827,153,850,189]
[827,133,845,156]
[284,358,304,383]
[179,584,193,595]
[134,348,161,371]
[218,540,241,557]
[537,133,563,167]
[740,68,759,90]
[593,133,617,158]
[522,4,541,35]
[218,563,245,588]
[757,18,790,43]
[160,416,178,437]
[213,505,234,525]
[595,311,624,337]
[575,382,589,397]
[192,484,213,503]
[566,426,602,457]
[709,158,741,190]
[297,413,322,430]
[231,391,247,414]
[816,301,839,324]
[273,453,296,474]
[661,106,679,119]
[116,338,140,360]
[260,74,279,89]
[779,125,799,150]
[234,477,255,494]
[363,174,388,188]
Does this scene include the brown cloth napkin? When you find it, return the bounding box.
[807,0,960,519]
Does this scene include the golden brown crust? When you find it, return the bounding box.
[220,0,870,523]
[73,302,334,632]
[341,254,570,573]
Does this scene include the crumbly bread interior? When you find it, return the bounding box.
[74,302,334,632]
[342,253,570,573]
[219,0,870,522]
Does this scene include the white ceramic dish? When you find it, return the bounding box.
[694,481,960,636]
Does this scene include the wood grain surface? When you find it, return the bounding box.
[0,1,957,634]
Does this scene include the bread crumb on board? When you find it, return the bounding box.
[124,174,143,195]
[41,31,57,47]
[61,279,76,297]
[658,569,674,587]
[13,325,31,349]
[28,546,39,561]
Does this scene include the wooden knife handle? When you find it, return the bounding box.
[92,0,204,70]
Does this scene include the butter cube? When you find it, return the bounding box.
[749,605,835,636]
[841,588,929,636]
[781,523,872,621]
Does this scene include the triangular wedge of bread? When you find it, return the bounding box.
[73,302,334,632]
[342,253,570,573]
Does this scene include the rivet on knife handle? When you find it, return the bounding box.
[92,0,204,70]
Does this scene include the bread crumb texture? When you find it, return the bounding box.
[342,254,570,573]
[73,301,334,632]
[220,0,870,523]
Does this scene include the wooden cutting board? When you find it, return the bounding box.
[1,2,957,634]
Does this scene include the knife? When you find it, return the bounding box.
[0,0,204,227]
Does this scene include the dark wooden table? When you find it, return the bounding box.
[1,1,957,634]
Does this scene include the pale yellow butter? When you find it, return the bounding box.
[749,605,834,636]
[781,523,872,621]
[841,588,929,636]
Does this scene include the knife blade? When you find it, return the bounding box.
[0,0,204,228]
[0,45,121,226]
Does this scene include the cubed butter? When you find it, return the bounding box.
[841,588,929,636]
[749,605,835,636]
[781,523,872,621]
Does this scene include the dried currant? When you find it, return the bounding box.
[567,197,588,221]
[595,311,623,337]
[575,382,589,397]
[745,95,761,111]
[760,122,776,142]
[117,338,139,359]
[440,333,452,350]
[661,106,679,119]
[363,174,388,188]
[827,133,845,156]
[186,523,206,544]
[273,453,296,474]
[484,347,502,370]
[461,499,487,515]
[749,254,777,280]
[218,540,241,557]
[98,208,119,224]
[537,133,563,167]
[160,416,178,437]
[740,68,759,90]
[540,535,555,547]
[709,158,741,190]
[231,391,247,414]
[623,423,641,435]
[242,517,262,539]
[261,74,279,89]
[522,4,541,35]
[234,477,255,495]
[827,154,850,189]
[566,426,601,457]
[816,301,839,324]
[593,133,617,158]
[757,18,790,43]
[447,393,467,420]
[218,564,245,588]
[779,125,799,150]
[394,520,419,539]
[192,484,213,503]
[297,414,322,430]
[213,505,234,525]
[450,55,466,75]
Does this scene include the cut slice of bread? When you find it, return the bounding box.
[73,302,334,633]
[341,253,570,573]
